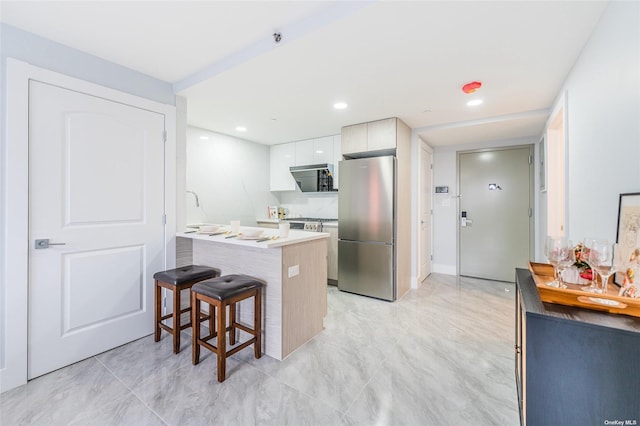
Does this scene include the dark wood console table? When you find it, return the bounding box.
[515,268,640,425]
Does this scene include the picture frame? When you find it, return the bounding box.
[539,136,546,192]
[614,192,640,286]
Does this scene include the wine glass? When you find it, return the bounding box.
[580,238,604,293]
[590,242,622,295]
[556,241,576,289]
[544,236,570,288]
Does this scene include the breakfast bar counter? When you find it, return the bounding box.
[176,227,328,360]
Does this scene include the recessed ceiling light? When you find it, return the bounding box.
[236,126,247,132]
[467,99,483,107]
[333,102,348,110]
[315,150,324,154]
[200,136,209,140]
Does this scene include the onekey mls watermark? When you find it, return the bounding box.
[603,420,637,425]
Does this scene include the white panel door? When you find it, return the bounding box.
[28,81,165,379]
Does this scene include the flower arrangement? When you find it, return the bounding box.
[573,243,593,280]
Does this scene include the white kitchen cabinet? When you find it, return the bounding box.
[294,139,314,166]
[341,122,367,155]
[270,142,297,191]
[341,118,398,156]
[271,135,340,191]
[332,135,341,190]
[326,225,338,283]
[312,136,333,164]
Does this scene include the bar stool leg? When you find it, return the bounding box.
[229,303,237,345]
[154,281,161,342]
[217,301,226,382]
[192,291,201,365]
[172,288,181,354]
[254,289,262,359]
[209,305,215,336]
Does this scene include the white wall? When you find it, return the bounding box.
[0,26,176,392]
[430,2,640,274]
[186,127,279,226]
[557,1,640,244]
[277,192,339,219]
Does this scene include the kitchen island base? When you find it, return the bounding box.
[177,233,327,360]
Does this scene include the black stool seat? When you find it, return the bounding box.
[153,265,221,286]
[192,274,265,300]
[154,265,221,354]
[191,274,265,382]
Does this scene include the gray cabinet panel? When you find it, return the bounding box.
[515,268,640,425]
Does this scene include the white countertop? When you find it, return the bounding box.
[256,218,338,227]
[177,226,328,249]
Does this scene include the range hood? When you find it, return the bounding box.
[289,163,336,192]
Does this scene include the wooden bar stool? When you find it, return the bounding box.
[154,265,221,353]
[191,274,265,382]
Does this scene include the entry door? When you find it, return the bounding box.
[459,147,533,282]
[28,81,166,379]
[420,142,433,281]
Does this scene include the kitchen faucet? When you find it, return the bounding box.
[186,190,200,207]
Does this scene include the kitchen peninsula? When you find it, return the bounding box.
[176,228,328,360]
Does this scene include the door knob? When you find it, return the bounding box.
[34,239,66,249]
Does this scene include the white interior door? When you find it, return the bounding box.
[28,80,166,379]
[420,142,433,281]
[458,147,533,282]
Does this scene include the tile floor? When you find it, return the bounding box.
[1,273,520,426]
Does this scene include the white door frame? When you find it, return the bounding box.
[1,58,177,392]
[418,138,433,282]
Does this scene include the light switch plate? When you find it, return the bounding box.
[288,265,299,278]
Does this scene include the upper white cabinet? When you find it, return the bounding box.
[294,140,314,166]
[270,135,341,191]
[270,142,297,191]
[332,135,342,190]
[312,136,333,164]
[342,117,398,156]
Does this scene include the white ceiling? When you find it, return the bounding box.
[1,1,608,146]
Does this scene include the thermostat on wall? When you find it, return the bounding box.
[435,186,449,194]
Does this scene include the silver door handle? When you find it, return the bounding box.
[35,239,66,249]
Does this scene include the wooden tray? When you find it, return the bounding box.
[529,262,640,317]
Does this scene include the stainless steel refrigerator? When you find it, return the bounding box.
[338,156,396,301]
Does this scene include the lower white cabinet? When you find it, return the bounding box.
[326,226,338,283]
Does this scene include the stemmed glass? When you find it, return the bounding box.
[556,242,576,289]
[589,242,622,295]
[544,236,571,288]
[581,238,604,293]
